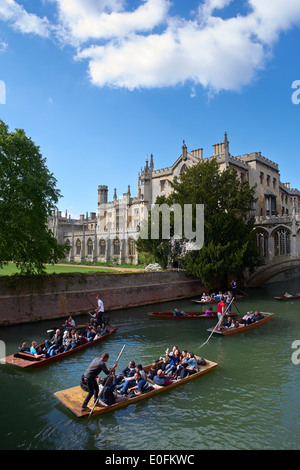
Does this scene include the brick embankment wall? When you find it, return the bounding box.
[0,271,206,326]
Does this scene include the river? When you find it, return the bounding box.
[0,277,300,451]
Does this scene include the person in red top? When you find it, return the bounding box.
[217,297,225,330]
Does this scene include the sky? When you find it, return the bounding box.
[0,0,300,218]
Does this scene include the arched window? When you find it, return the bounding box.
[113,238,120,256]
[256,229,269,258]
[76,239,81,255]
[87,239,93,255]
[99,239,106,256]
[128,238,135,256]
[273,228,290,256]
[180,164,187,175]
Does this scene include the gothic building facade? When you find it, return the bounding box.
[48,134,300,265]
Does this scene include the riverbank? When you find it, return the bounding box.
[0,270,209,326]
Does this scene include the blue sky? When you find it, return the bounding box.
[0,0,300,218]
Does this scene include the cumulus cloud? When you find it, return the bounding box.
[0,0,51,37]
[2,0,300,93]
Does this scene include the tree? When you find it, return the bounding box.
[137,159,264,285]
[0,120,68,274]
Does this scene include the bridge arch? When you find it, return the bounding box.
[245,258,300,286]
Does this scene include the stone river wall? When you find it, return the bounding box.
[0,271,207,326]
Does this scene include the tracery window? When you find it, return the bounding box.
[100,239,106,256]
[76,239,81,255]
[128,238,135,256]
[87,239,93,255]
[273,228,290,256]
[113,238,120,256]
[256,229,269,258]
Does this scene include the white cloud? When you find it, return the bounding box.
[0,41,8,54]
[2,0,300,93]
[54,0,170,43]
[0,0,51,37]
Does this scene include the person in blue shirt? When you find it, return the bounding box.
[127,372,150,396]
[165,349,180,375]
[30,341,46,359]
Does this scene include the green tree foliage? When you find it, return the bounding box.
[137,159,264,285]
[0,120,68,274]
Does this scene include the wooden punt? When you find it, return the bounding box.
[191,295,243,305]
[206,312,273,336]
[2,326,118,369]
[54,357,218,418]
[148,311,237,320]
[274,295,300,301]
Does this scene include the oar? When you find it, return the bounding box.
[88,344,126,418]
[198,296,235,349]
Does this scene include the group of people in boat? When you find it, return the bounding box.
[18,296,109,359]
[80,345,205,411]
[218,311,265,330]
[200,290,234,304]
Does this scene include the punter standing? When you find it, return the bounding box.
[81,352,116,412]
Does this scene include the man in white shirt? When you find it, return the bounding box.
[95,295,104,325]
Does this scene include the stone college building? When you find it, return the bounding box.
[49,134,300,268]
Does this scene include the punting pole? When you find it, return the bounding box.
[88,344,126,418]
[198,296,235,349]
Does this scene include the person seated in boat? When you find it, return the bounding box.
[148,362,159,380]
[178,352,199,379]
[86,324,97,341]
[62,330,72,351]
[71,331,85,349]
[172,349,188,377]
[30,341,47,359]
[165,349,181,375]
[64,315,76,328]
[135,363,148,380]
[214,291,223,301]
[126,372,150,396]
[101,375,118,406]
[240,312,253,325]
[45,329,63,356]
[252,311,264,322]
[19,342,30,353]
[221,316,232,329]
[284,292,293,297]
[153,369,175,386]
[173,309,189,316]
[120,360,136,380]
[229,319,239,328]
[95,322,109,338]
[63,331,82,352]
[204,307,213,316]
[114,360,136,391]
[200,292,207,301]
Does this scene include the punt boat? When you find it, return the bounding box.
[191,295,243,304]
[274,294,300,301]
[148,311,237,320]
[2,326,118,369]
[206,312,273,336]
[54,357,218,418]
